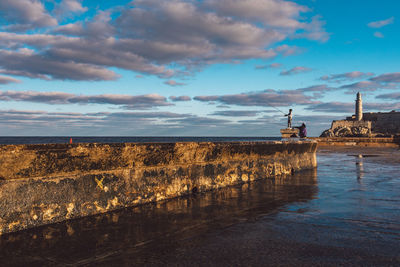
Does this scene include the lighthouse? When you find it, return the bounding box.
[355,92,362,121]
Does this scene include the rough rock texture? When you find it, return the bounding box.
[320,126,371,137]
[320,120,372,137]
[0,141,317,235]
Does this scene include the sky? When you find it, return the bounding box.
[0,0,399,136]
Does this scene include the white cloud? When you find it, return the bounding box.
[210,110,261,117]
[53,22,84,35]
[164,80,186,87]
[54,0,88,18]
[194,89,318,107]
[0,49,119,81]
[0,107,339,136]
[255,63,282,69]
[340,81,381,92]
[374,31,384,38]
[169,96,191,101]
[294,15,330,42]
[0,0,57,30]
[280,66,312,76]
[0,75,21,84]
[376,92,400,100]
[320,71,374,82]
[0,109,237,136]
[367,17,394,28]
[306,101,400,114]
[0,90,173,109]
[371,72,400,83]
[0,0,327,81]
[296,84,334,99]
[204,0,308,28]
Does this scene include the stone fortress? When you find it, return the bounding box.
[320,92,400,137]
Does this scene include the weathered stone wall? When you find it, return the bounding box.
[0,141,317,235]
[310,137,400,147]
[363,112,400,134]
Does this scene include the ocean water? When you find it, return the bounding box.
[0,136,281,145]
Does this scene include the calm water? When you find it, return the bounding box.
[0,147,399,266]
[0,136,281,145]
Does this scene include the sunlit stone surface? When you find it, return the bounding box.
[0,141,316,234]
[0,146,399,265]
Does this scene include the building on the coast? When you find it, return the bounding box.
[320,92,400,137]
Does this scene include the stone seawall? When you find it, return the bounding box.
[0,141,317,235]
[311,137,400,147]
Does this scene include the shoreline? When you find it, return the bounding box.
[310,136,400,148]
[0,146,398,265]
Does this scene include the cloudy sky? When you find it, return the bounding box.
[0,0,399,136]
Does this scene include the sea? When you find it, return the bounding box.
[0,136,281,145]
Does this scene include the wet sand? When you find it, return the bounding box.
[1,146,399,266]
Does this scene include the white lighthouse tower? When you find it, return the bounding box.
[355,92,363,121]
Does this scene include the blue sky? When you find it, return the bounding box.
[0,0,399,136]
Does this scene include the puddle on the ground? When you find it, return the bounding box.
[0,171,318,266]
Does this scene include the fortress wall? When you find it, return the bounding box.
[0,141,317,235]
[331,120,371,129]
[363,112,400,134]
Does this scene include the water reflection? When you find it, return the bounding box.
[356,154,365,181]
[0,170,317,266]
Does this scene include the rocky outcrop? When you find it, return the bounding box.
[320,125,370,137]
[320,119,372,137]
